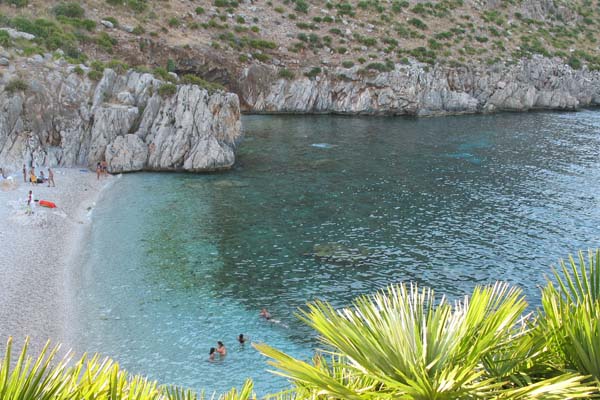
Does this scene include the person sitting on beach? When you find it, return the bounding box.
[37,171,46,184]
[48,168,55,187]
[208,347,216,361]
[216,341,226,356]
[260,308,272,320]
[29,168,37,185]
[238,334,247,344]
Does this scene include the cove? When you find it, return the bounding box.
[71,111,600,396]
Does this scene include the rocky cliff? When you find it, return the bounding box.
[237,56,600,116]
[0,56,242,173]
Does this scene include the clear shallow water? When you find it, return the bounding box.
[74,111,600,396]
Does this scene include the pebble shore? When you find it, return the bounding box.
[0,168,113,356]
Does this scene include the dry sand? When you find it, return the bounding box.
[0,168,114,357]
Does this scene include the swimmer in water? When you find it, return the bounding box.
[216,341,227,356]
[259,308,271,320]
[238,334,247,344]
[209,347,216,361]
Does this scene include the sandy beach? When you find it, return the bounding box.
[0,168,113,356]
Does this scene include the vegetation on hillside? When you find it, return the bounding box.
[2,250,600,398]
[0,0,599,79]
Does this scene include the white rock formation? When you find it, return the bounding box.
[0,59,242,173]
[237,56,600,115]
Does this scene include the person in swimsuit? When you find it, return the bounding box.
[22,164,26,183]
[48,168,55,187]
[96,163,101,180]
[208,347,216,361]
[29,167,37,185]
[238,334,247,344]
[26,190,33,215]
[216,341,226,357]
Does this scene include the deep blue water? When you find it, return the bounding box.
[72,111,600,396]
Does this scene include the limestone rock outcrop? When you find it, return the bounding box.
[0,57,242,173]
[237,56,600,116]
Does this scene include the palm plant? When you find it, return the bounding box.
[537,249,600,388]
[256,282,593,399]
[0,337,256,400]
[4,250,600,399]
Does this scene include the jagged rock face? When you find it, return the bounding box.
[238,56,600,116]
[0,59,242,173]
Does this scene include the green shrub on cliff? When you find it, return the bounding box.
[87,69,103,81]
[166,58,177,72]
[53,2,85,18]
[304,66,321,78]
[278,68,295,79]
[568,56,582,69]
[294,0,309,13]
[408,17,428,30]
[96,32,117,52]
[107,59,129,73]
[4,78,27,94]
[4,0,27,7]
[0,29,10,47]
[181,74,226,93]
[158,83,177,97]
[126,0,148,12]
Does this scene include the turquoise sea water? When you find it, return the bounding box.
[73,111,600,396]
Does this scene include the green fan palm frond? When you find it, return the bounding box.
[256,344,383,400]
[0,337,257,400]
[496,372,593,399]
[257,282,550,399]
[218,378,256,400]
[0,337,71,400]
[538,250,600,384]
[164,385,198,400]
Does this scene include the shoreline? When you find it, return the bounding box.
[0,168,115,356]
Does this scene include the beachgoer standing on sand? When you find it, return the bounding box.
[0,168,5,179]
[238,334,247,344]
[96,162,101,180]
[216,341,226,357]
[101,160,108,177]
[22,164,26,183]
[260,308,272,320]
[208,347,216,361]
[26,190,33,215]
[48,168,55,187]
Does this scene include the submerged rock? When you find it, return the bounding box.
[213,179,249,188]
[0,58,242,173]
[313,242,373,266]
